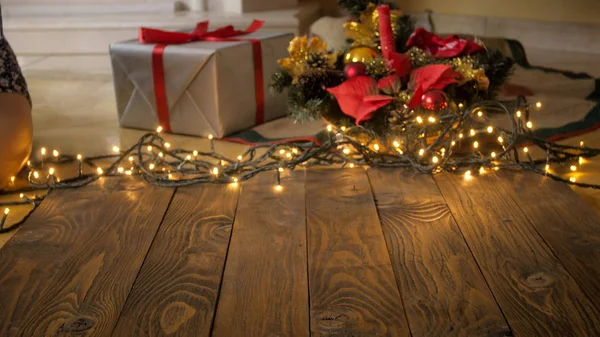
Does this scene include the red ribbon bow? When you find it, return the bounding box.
[139,20,266,134]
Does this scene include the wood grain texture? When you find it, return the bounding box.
[0,177,175,336]
[211,171,309,337]
[112,183,240,336]
[434,172,600,336]
[492,170,600,310]
[368,168,511,337]
[306,168,410,337]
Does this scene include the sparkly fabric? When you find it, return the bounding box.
[0,7,31,105]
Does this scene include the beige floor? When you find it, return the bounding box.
[1,48,599,247]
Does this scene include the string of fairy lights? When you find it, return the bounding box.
[1,96,599,233]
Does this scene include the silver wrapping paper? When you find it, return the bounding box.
[110,31,292,138]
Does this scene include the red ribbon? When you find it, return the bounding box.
[139,20,265,133]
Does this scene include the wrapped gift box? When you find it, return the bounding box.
[207,0,297,13]
[110,25,292,138]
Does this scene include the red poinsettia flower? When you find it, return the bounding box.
[408,64,462,108]
[406,28,485,58]
[388,52,412,77]
[377,75,402,95]
[327,76,394,125]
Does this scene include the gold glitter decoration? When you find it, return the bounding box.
[451,57,490,91]
[344,3,402,50]
[278,36,338,81]
[365,57,392,79]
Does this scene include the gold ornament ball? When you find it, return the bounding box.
[344,47,378,64]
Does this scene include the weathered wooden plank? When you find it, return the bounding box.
[434,171,600,336]
[492,170,600,310]
[306,169,410,337]
[0,177,175,336]
[368,168,511,336]
[112,183,240,336]
[211,171,309,337]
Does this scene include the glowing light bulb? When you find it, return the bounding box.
[526,121,533,129]
[97,167,104,175]
[579,157,584,165]
[326,125,333,132]
[458,103,464,108]
[570,177,576,183]
[146,146,152,152]
[470,129,475,136]
[373,144,380,151]
[127,156,133,162]
[193,150,199,156]
[208,134,214,140]
[487,126,493,133]
[416,116,423,124]
[236,155,242,161]
[168,173,173,180]
[164,142,171,149]
[19,193,24,198]
[278,167,284,173]
[477,110,483,117]
[292,148,299,154]
[343,148,351,155]
[77,154,82,160]
[349,163,355,168]
[149,163,155,170]
[125,170,132,176]
[459,133,464,139]
[432,156,439,164]
[156,126,163,133]
[498,136,504,143]
[523,147,529,153]
[580,141,585,147]
[570,165,577,171]
[419,149,425,156]
[53,150,59,157]
[10,176,15,183]
[158,152,164,158]
[275,184,283,191]
[464,170,472,178]
[286,152,292,158]
[49,167,55,175]
[186,155,192,160]
[41,147,47,155]
[233,177,239,182]
[491,152,496,158]
[545,164,550,172]
[479,167,485,174]
[340,126,347,132]
[212,167,219,175]
[4,208,8,215]
[279,149,285,155]
[516,110,522,118]
[428,117,436,123]
[117,167,124,174]
[33,171,39,179]
[393,141,400,148]
[113,146,120,153]
[451,141,456,146]
[473,141,479,149]
[536,102,542,108]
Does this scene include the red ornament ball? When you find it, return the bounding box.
[344,62,367,79]
[421,90,449,111]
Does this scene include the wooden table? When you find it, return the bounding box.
[1,168,600,336]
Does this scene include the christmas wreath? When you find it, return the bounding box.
[271,0,519,167]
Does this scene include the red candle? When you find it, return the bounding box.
[377,4,396,61]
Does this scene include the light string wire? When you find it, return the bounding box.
[1,96,599,233]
